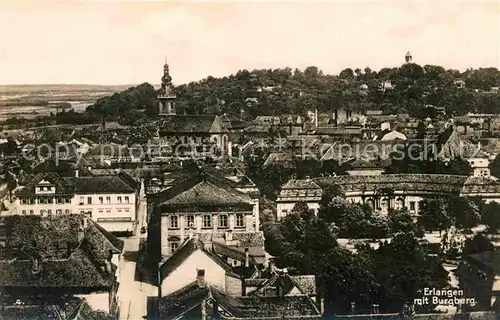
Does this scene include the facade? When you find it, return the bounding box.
[149,171,262,261]
[0,214,124,315]
[314,174,500,215]
[276,179,323,220]
[15,171,137,233]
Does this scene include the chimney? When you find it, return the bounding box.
[268,259,274,271]
[74,169,79,178]
[77,227,85,243]
[351,302,356,315]
[372,304,379,314]
[197,269,206,287]
[314,108,318,128]
[244,248,250,267]
[104,260,112,273]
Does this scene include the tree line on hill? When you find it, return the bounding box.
[83,64,500,124]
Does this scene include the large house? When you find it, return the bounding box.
[15,171,137,233]
[148,169,262,262]
[0,214,123,316]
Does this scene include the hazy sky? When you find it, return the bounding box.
[0,1,499,85]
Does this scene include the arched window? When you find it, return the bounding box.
[395,197,404,210]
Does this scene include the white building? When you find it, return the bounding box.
[276,179,323,220]
[15,171,137,233]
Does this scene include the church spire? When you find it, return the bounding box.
[157,57,177,116]
[160,57,173,96]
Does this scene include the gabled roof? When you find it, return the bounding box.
[16,172,72,196]
[159,281,322,320]
[347,158,381,170]
[0,214,121,289]
[64,175,135,194]
[159,238,234,281]
[249,270,317,297]
[158,175,254,211]
[461,176,500,196]
[158,115,227,133]
[212,241,265,265]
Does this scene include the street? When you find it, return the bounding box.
[117,192,157,320]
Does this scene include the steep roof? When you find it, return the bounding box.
[461,176,500,195]
[159,238,234,281]
[158,175,254,211]
[64,175,135,194]
[16,172,72,196]
[158,115,226,133]
[0,214,121,290]
[159,281,322,319]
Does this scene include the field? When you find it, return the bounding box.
[0,84,133,120]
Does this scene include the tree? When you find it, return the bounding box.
[448,197,480,230]
[462,234,494,256]
[418,198,454,234]
[481,202,500,233]
[388,209,420,235]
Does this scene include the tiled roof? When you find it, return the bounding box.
[211,290,321,319]
[278,179,323,202]
[198,231,265,248]
[263,153,295,168]
[212,242,264,265]
[16,172,72,196]
[314,174,468,195]
[460,176,500,195]
[347,158,381,170]
[0,305,63,320]
[158,177,254,211]
[158,115,225,133]
[158,280,211,319]
[315,127,363,135]
[64,175,135,194]
[159,238,234,281]
[289,275,317,295]
[0,214,120,289]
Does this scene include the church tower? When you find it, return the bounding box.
[405,51,412,64]
[158,57,176,116]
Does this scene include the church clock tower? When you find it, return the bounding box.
[158,57,176,116]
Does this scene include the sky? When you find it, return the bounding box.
[0,1,499,85]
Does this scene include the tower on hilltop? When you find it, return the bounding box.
[405,51,412,64]
[158,57,176,116]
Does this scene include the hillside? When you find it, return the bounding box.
[85,64,500,124]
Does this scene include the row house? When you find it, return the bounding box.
[276,179,323,220]
[15,171,137,233]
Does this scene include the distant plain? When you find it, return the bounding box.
[0,84,132,120]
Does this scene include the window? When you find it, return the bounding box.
[56,209,62,215]
[99,197,103,204]
[47,210,52,215]
[117,209,122,213]
[29,210,34,215]
[21,198,28,204]
[170,216,179,229]
[125,196,129,203]
[117,196,122,204]
[79,197,84,205]
[56,197,63,204]
[187,215,195,228]
[236,214,244,227]
[169,242,179,254]
[203,215,212,228]
[47,197,53,204]
[106,197,111,204]
[21,210,26,215]
[99,209,104,214]
[29,198,35,205]
[40,210,46,215]
[125,209,130,213]
[197,269,205,278]
[65,198,71,204]
[65,209,70,214]
[219,215,228,228]
[87,197,92,204]
[409,201,416,211]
